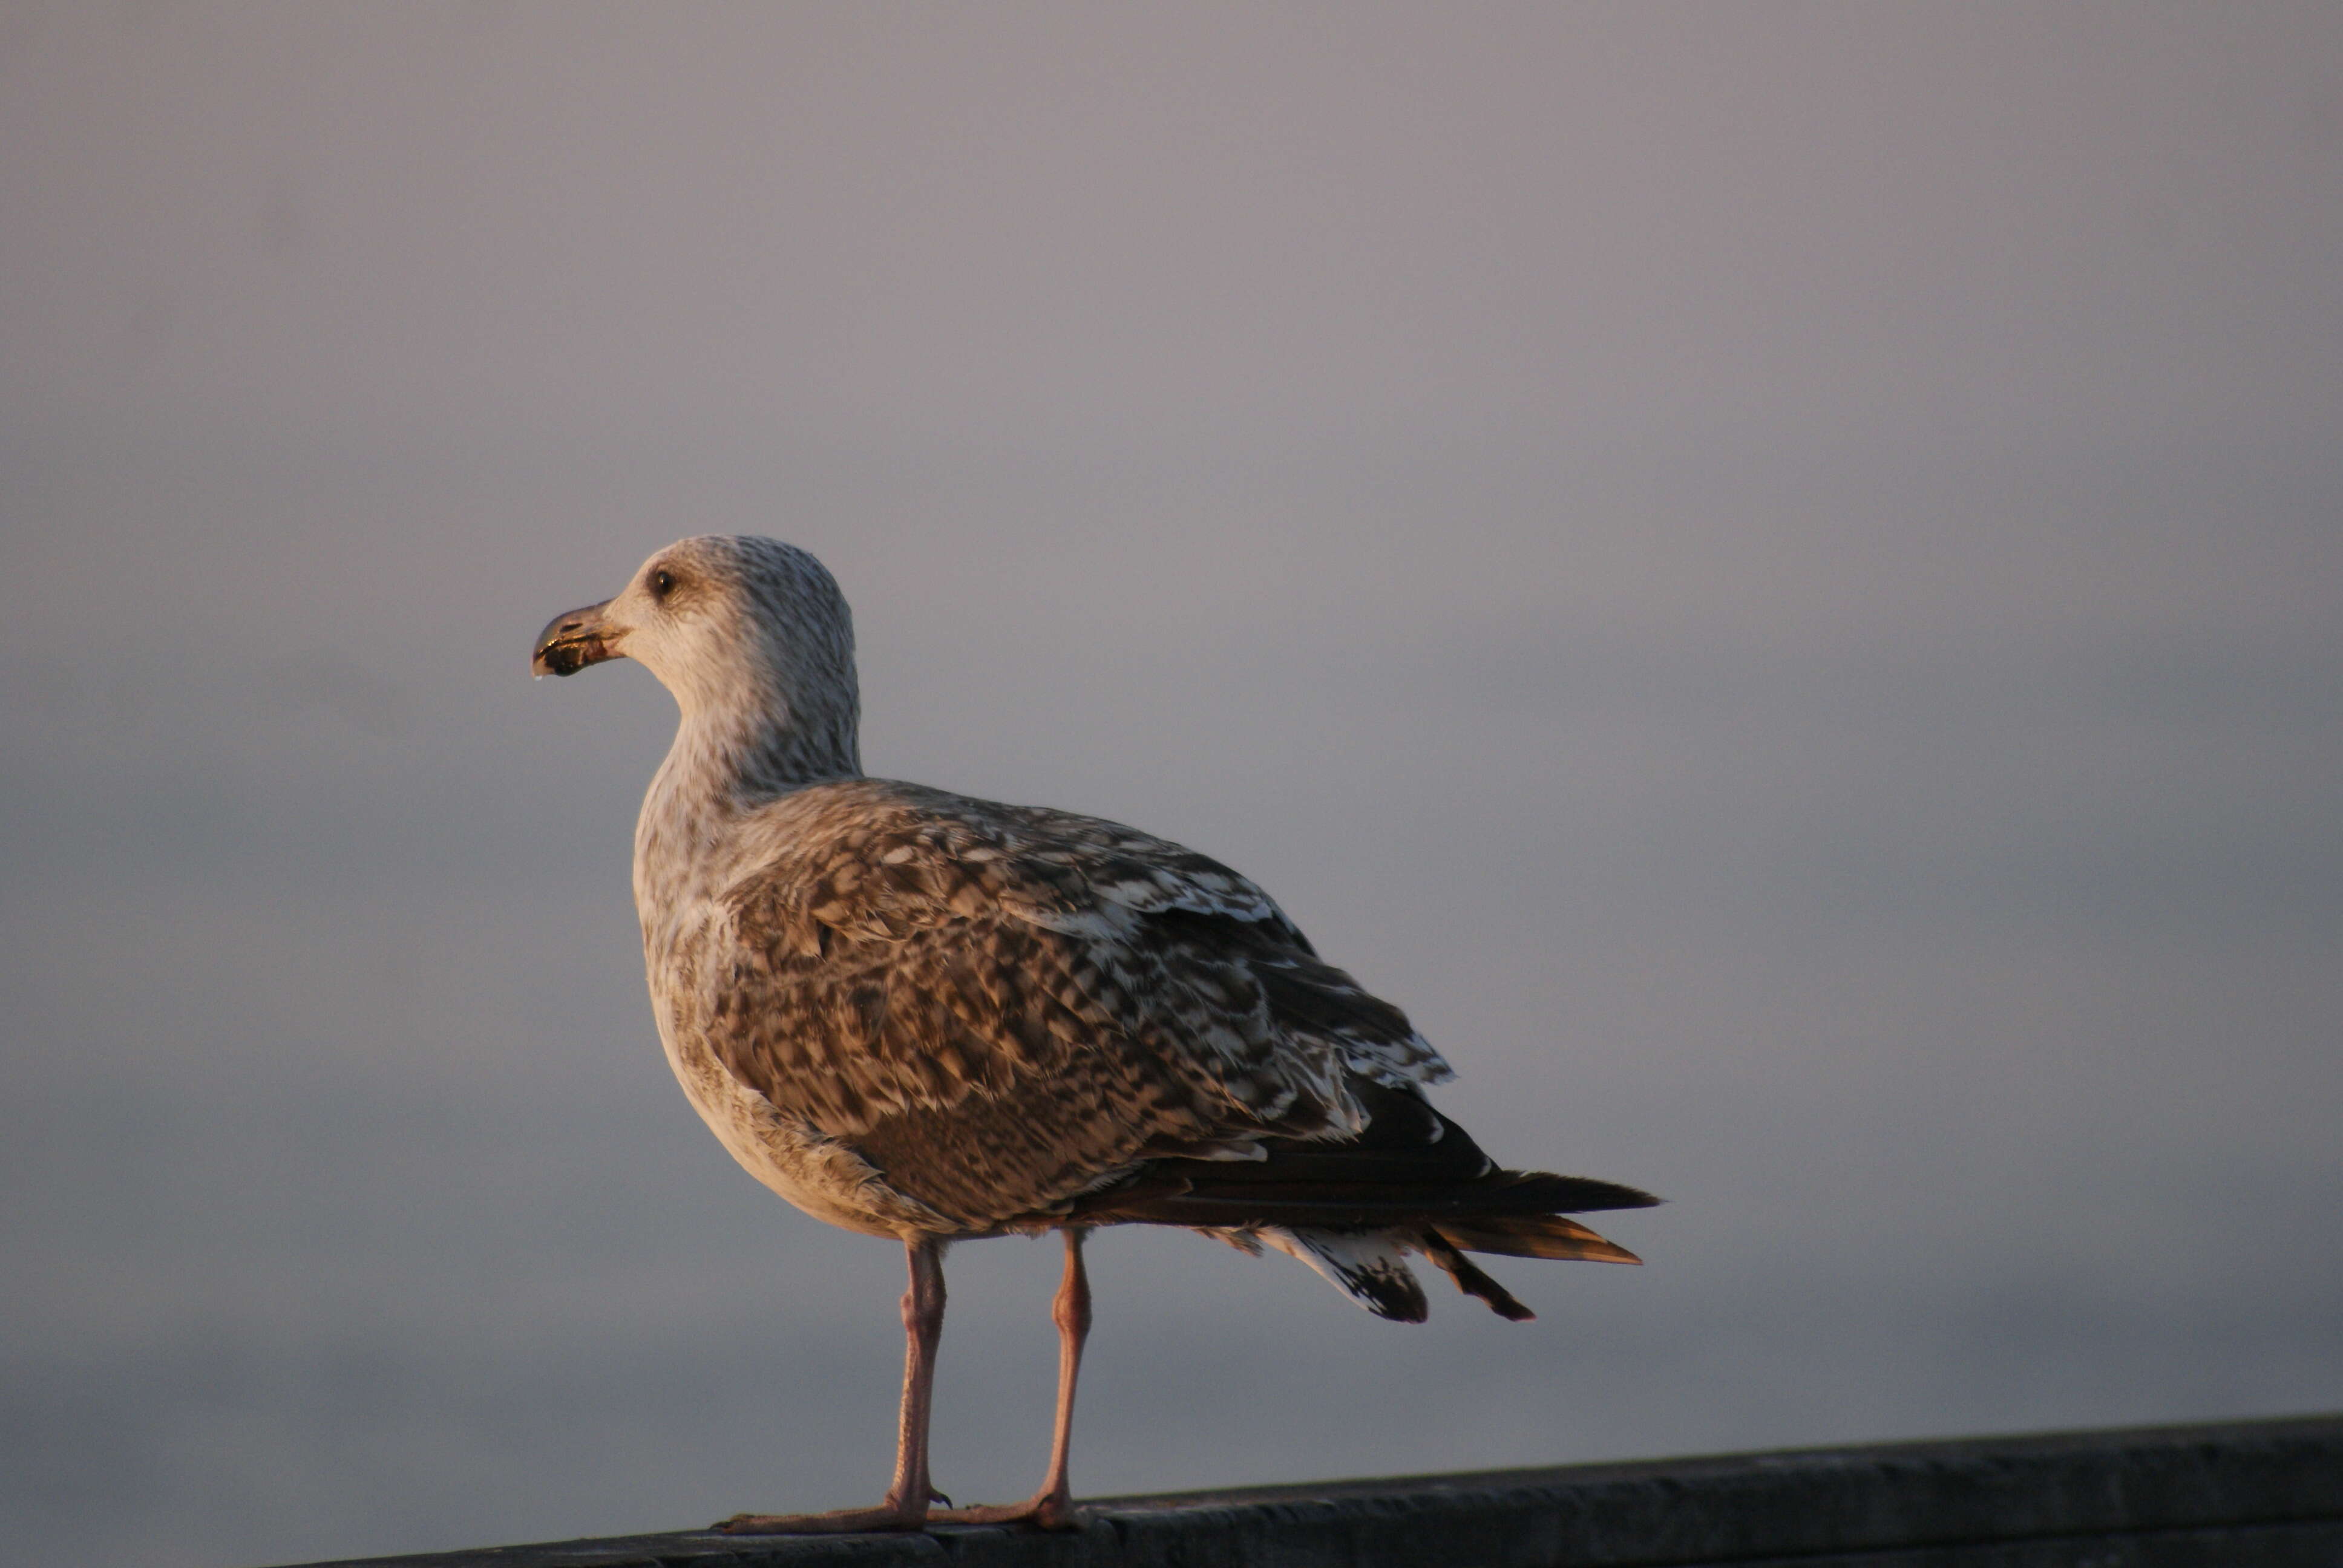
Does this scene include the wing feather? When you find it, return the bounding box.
[675,780,1448,1230]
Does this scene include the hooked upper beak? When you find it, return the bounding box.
[532,599,624,677]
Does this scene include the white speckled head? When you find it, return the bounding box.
[536,535,860,786]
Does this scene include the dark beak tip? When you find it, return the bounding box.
[531,638,600,678]
[532,601,618,679]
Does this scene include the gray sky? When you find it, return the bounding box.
[3,5,2339,1566]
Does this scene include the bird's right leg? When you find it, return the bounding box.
[717,1235,947,1534]
[932,1225,1091,1530]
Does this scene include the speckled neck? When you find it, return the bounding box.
[632,682,862,944]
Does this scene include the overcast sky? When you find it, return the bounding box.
[3,5,2339,1566]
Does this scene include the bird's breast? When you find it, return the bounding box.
[639,885,949,1241]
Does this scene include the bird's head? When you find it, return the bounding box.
[533,536,860,757]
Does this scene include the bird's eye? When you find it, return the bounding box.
[651,569,676,599]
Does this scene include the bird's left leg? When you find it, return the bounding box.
[718,1235,948,1534]
[932,1225,1091,1530]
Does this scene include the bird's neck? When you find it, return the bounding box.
[671,690,860,800]
[632,695,860,925]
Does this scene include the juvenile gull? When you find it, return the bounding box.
[532,535,1657,1534]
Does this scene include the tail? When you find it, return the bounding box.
[1088,1167,1657,1323]
[1419,1212,1645,1320]
[1241,1206,1646,1324]
[1060,1083,1659,1322]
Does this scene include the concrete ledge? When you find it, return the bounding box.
[282,1413,2343,1568]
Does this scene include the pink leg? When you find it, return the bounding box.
[718,1236,948,1534]
[933,1226,1090,1530]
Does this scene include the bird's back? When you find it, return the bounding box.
[643,776,1458,1234]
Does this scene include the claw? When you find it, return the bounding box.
[928,1492,1081,1532]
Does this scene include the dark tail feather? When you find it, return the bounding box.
[1065,1171,1660,1229]
[1497,1172,1663,1214]
[1420,1228,1535,1320]
[1438,1212,1643,1264]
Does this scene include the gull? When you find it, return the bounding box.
[532,535,1656,1534]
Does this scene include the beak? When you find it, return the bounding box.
[532,599,624,677]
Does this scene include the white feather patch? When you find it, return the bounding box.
[1256,1227,1429,1322]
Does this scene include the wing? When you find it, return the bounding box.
[679,779,1452,1230]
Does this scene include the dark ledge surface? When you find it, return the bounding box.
[280,1413,2343,1568]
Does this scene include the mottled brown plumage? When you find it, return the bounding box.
[532,535,1658,1535]
[673,779,1466,1234]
